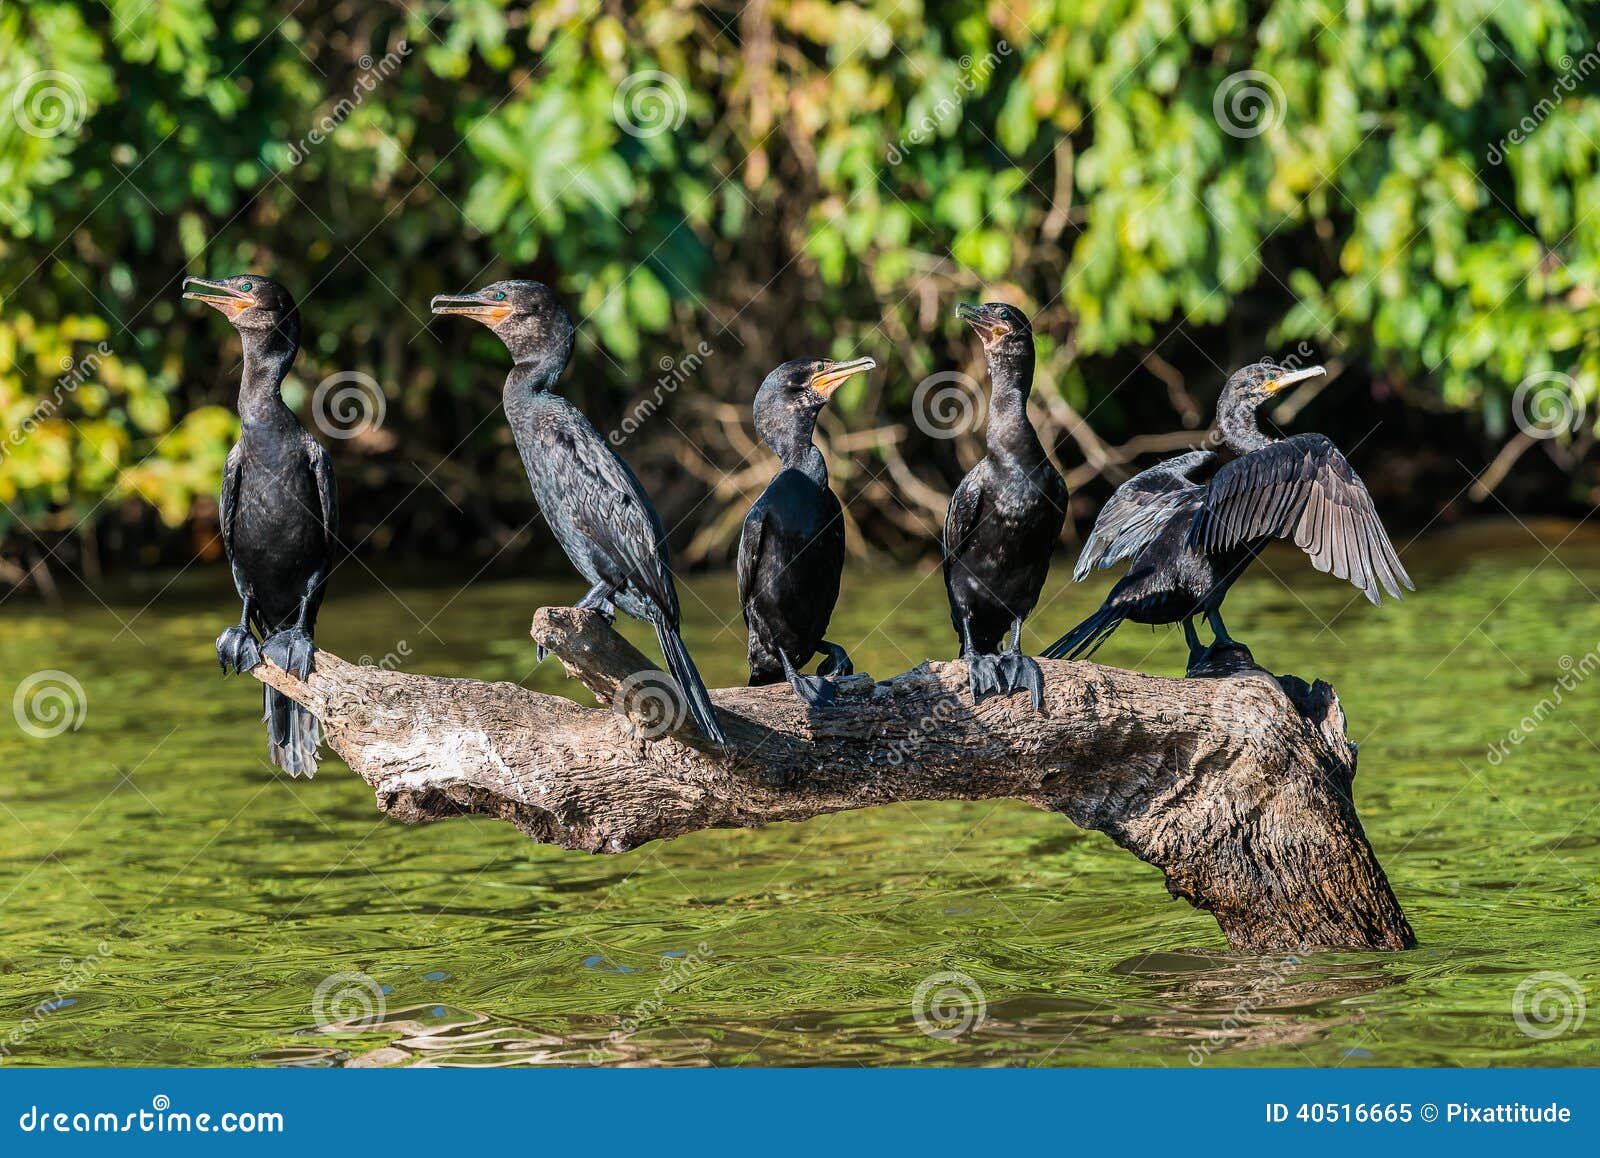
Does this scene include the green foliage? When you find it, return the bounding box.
[1,0,1596,564]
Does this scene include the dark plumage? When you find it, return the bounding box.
[184,274,335,777]
[942,303,1068,709]
[1044,361,1413,667]
[738,356,874,706]
[431,279,727,748]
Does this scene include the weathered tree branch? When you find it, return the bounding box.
[250,608,1414,953]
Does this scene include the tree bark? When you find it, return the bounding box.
[249,608,1414,954]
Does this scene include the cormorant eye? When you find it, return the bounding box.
[495,292,507,301]
[240,281,252,291]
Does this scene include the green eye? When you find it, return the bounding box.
[240,281,252,291]
[495,292,506,301]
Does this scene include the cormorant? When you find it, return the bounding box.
[738,356,875,706]
[1043,361,1413,668]
[942,303,1067,710]
[430,280,727,748]
[183,274,335,777]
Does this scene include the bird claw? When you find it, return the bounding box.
[965,652,1045,711]
[263,626,316,680]
[785,671,839,709]
[216,625,262,675]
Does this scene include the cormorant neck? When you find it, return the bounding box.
[767,413,827,484]
[505,345,568,397]
[984,344,1044,463]
[237,324,300,428]
[1216,396,1276,455]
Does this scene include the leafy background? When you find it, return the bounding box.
[1,0,1597,588]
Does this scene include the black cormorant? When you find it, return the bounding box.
[430,280,727,748]
[942,303,1068,709]
[1043,361,1413,668]
[183,274,335,777]
[738,356,875,706]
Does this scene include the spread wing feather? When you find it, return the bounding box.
[1072,449,1215,582]
[1189,433,1412,604]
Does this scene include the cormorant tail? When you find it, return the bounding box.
[263,685,322,777]
[1041,604,1125,661]
[653,619,729,749]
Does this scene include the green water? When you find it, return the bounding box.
[2,520,1597,1067]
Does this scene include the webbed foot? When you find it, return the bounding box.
[216,625,262,675]
[817,641,854,679]
[263,626,316,680]
[965,652,1045,711]
[1186,641,1258,679]
[575,584,618,624]
[780,649,840,710]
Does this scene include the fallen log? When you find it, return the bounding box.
[249,607,1414,953]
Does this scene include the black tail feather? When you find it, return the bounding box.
[654,620,728,748]
[262,685,321,777]
[1041,604,1125,661]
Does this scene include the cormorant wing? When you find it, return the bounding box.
[1189,433,1413,604]
[941,469,985,565]
[736,494,768,613]
[559,425,682,625]
[220,443,243,555]
[309,439,339,551]
[1073,449,1215,581]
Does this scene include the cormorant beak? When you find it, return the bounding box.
[182,277,256,317]
[956,302,1010,343]
[430,293,514,325]
[1262,365,1327,395]
[809,356,876,399]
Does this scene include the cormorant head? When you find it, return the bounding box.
[182,275,299,341]
[430,279,574,365]
[956,302,1032,357]
[1219,360,1326,413]
[753,356,875,447]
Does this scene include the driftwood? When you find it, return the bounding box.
[249,607,1414,953]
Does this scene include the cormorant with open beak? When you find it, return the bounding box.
[183,274,335,777]
[738,356,875,706]
[942,303,1067,710]
[1044,360,1412,669]
[431,280,727,748]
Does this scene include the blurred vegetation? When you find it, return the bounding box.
[1,0,1597,585]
